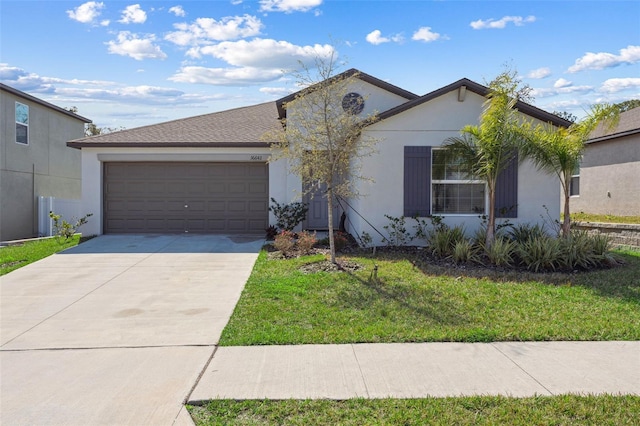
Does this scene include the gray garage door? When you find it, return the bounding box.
[104,162,268,234]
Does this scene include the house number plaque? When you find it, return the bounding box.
[250,155,263,161]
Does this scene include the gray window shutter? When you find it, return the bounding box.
[404,146,431,217]
[495,152,518,218]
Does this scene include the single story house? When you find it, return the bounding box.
[67,69,570,244]
[569,106,640,217]
[1,83,91,241]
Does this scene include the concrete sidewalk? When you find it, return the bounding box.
[189,341,640,402]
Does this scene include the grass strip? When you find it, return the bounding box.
[188,395,640,425]
[0,235,81,276]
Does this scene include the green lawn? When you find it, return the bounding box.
[0,235,81,276]
[188,395,640,425]
[571,212,640,225]
[219,250,640,345]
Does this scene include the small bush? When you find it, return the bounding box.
[429,224,466,259]
[333,231,349,251]
[297,231,317,255]
[274,230,296,255]
[485,237,516,267]
[382,215,411,246]
[269,198,308,231]
[452,240,476,264]
[509,223,548,244]
[560,231,598,270]
[49,211,93,241]
[517,235,562,272]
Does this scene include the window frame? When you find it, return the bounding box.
[569,163,580,197]
[15,102,29,145]
[430,148,487,216]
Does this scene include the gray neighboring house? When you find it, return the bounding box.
[1,83,91,241]
[570,106,640,217]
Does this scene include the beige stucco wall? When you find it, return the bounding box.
[348,89,561,246]
[570,135,640,216]
[1,89,85,240]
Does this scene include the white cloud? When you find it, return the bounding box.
[67,1,106,25]
[194,38,335,70]
[119,4,147,24]
[470,15,536,30]
[554,78,572,88]
[412,27,441,42]
[169,66,283,85]
[531,83,593,98]
[365,30,403,45]
[165,15,263,46]
[600,77,640,93]
[366,30,389,45]
[259,0,322,13]
[106,32,167,60]
[567,45,640,73]
[259,86,292,96]
[169,5,186,17]
[526,67,551,79]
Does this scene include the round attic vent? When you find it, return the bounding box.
[341,92,365,115]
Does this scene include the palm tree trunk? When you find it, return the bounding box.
[486,186,496,249]
[562,185,571,238]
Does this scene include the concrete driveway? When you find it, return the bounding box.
[1,234,263,425]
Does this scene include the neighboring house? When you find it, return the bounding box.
[1,84,91,241]
[569,107,640,217]
[67,69,570,244]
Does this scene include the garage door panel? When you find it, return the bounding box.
[104,162,268,234]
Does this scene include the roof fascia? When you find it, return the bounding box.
[0,83,92,123]
[66,141,272,149]
[586,128,640,144]
[374,78,573,128]
[275,68,418,119]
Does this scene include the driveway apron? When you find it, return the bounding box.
[1,234,263,425]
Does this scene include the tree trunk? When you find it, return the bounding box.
[327,187,336,263]
[562,184,571,238]
[485,186,496,249]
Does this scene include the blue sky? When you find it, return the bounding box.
[1,0,639,129]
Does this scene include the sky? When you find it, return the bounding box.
[1,0,639,130]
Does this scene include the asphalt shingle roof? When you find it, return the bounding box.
[588,106,640,143]
[67,101,282,148]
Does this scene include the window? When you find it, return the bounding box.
[15,102,29,145]
[570,164,579,196]
[431,149,485,214]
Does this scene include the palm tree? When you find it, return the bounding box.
[520,104,619,237]
[442,71,526,249]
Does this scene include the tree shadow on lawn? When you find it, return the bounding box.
[335,267,471,328]
[345,249,640,306]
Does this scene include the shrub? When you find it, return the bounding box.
[382,215,411,246]
[509,223,548,244]
[559,231,598,270]
[296,230,317,255]
[429,224,466,259]
[485,237,516,267]
[333,231,349,251]
[274,230,296,255]
[411,216,431,243]
[49,211,93,241]
[517,234,562,272]
[269,198,308,231]
[452,240,476,264]
[265,225,278,240]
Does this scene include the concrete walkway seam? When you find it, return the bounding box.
[490,342,554,396]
